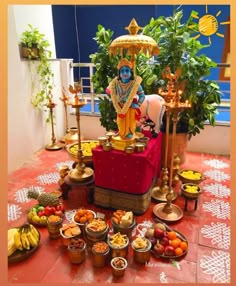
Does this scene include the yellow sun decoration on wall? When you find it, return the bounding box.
[189,5,230,45]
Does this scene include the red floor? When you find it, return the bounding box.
[8,147,230,283]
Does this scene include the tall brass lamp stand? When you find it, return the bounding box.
[66,95,94,184]
[45,95,64,151]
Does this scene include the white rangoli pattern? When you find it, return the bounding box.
[8,204,22,221]
[200,250,230,283]
[202,199,230,220]
[204,159,229,169]
[14,186,44,203]
[200,222,230,250]
[204,170,230,182]
[203,183,230,198]
[37,172,60,185]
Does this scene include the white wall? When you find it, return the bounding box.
[8,5,65,174]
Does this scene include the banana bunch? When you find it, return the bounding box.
[8,224,40,256]
[8,228,18,256]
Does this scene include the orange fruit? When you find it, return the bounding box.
[175,247,183,256]
[175,237,182,245]
[167,231,177,240]
[79,216,87,224]
[170,238,180,248]
[180,241,188,251]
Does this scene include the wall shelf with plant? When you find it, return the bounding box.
[19,24,55,114]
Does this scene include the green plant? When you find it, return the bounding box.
[90,24,121,130]
[20,24,54,112]
[90,9,222,139]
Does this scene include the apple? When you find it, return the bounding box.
[160,236,169,246]
[55,210,63,217]
[164,245,175,256]
[153,243,165,256]
[154,227,164,239]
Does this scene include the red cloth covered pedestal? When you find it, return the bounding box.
[92,132,162,195]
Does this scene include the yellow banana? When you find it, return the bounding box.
[21,228,30,250]
[29,224,39,242]
[8,229,18,256]
[27,230,38,248]
[14,230,23,251]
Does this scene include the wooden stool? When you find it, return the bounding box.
[60,175,94,202]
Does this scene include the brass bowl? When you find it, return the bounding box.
[66,141,99,163]
[136,137,149,147]
[134,142,145,152]
[102,142,113,152]
[125,145,134,154]
[178,169,204,185]
[98,136,109,146]
[181,183,202,199]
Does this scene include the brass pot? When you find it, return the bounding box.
[136,137,149,147]
[134,142,145,152]
[102,142,113,152]
[125,145,134,154]
[64,127,79,145]
[98,136,109,146]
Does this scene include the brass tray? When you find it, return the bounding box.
[66,140,99,163]
[150,218,188,260]
[8,229,41,263]
[153,203,183,222]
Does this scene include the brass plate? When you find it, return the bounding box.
[153,203,183,222]
[151,187,177,202]
[68,167,94,183]
[66,140,99,162]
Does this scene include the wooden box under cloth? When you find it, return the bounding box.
[92,132,162,214]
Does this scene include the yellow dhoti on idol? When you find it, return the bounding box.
[107,75,142,139]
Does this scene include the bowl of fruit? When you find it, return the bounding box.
[145,221,188,259]
[66,140,99,163]
[178,169,204,185]
[27,188,65,226]
[181,183,202,199]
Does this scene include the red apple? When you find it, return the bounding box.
[154,227,164,239]
[54,210,63,217]
[160,236,169,246]
[153,243,165,256]
[164,245,175,256]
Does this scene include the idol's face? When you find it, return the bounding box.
[119,66,132,83]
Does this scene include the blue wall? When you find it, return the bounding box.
[52,5,230,81]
